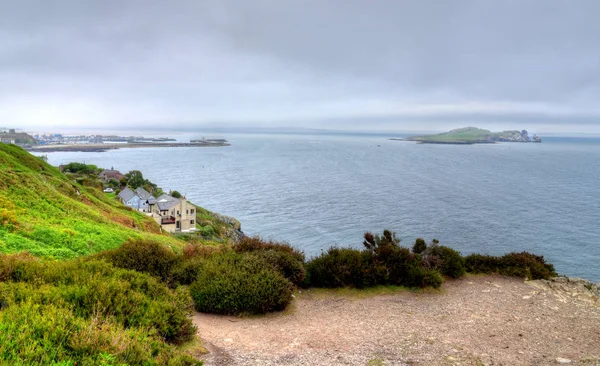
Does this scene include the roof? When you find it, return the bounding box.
[118,187,136,202]
[156,194,180,211]
[134,187,152,200]
[147,197,156,205]
[99,169,123,178]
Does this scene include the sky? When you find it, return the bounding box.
[1,0,599,134]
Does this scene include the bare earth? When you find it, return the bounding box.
[194,275,600,366]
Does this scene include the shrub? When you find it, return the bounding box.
[0,302,200,366]
[102,239,178,282]
[189,252,293,315]
[413,238,427,254]
[499,252,556,280]
[306,247,385,289]
[0,258,196,344]
[0,252,42,282]
[464,252,556,280]
[422,268,444,289]
[171,256,205,286]
[62,162,100,175]
[422,245,466,278]
[200,225,215,237]
[464,254,502,274]
[182,243,223,259]
[249,249,306,286]
[234,236,305,262]
[376,245,428,287]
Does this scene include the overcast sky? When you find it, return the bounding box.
[1,0,599,133]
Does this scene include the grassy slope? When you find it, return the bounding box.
[0,143,184,258]
[407,127,520,142]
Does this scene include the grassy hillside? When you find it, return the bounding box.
[0,143,184,258]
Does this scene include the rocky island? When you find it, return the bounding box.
[394,127,542,145]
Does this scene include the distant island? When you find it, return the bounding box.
[393,127,542,145]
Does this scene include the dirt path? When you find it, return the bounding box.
[194,275,600,365]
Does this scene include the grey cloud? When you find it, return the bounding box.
[1,0,599,132]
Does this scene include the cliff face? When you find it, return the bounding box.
[491,130,532,142]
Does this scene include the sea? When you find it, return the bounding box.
[43,133,600,282]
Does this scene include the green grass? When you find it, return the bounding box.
[0,143,184,258]
[0,253,201,365]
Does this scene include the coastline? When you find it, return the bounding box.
[25,141,231,153]
[389,138,541,145]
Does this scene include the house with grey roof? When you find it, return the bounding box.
[117,187,153,213]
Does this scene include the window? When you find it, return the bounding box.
[191,209,195,214]
[186,210,189,214]
[190,220,194,225]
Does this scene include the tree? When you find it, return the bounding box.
[62,162,100,175]
[413,238,427,254]
[363,230,401,252]
[171,190,182,198]
[124,170,145,189]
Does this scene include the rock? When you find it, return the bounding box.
[556,357,572,364]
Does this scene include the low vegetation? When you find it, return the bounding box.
[465,252,556,280]
[0,253,200,365]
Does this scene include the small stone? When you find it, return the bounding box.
[522,295,531,299]
[556,357,572,364]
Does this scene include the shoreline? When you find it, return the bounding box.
[25,141,231,153]
[389,138,541,145]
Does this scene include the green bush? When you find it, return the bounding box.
[0,255,196,344]
[189,252,293,315]
[422,268,444,289]
[233,236,305,262]
[306,247,385,289]
[464,254,502,274]
[62,162,100,175]
[171,256,205,286]
[422,245,466,278]
[248,249,306,286]
[376,245,429,287]
[200,225,215,237]
[306,244,441,289]
[0,302,200,366]
[499,252,556,280]
[412,238,427,254]
[101,238,178,282]
[464,252,556,280]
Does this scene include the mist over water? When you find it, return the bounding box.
[45,133,600,282]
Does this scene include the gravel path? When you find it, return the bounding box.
[194,275,600,365]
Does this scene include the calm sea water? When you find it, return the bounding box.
[44,133,600,282]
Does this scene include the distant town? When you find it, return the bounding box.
[0,127,230,152]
